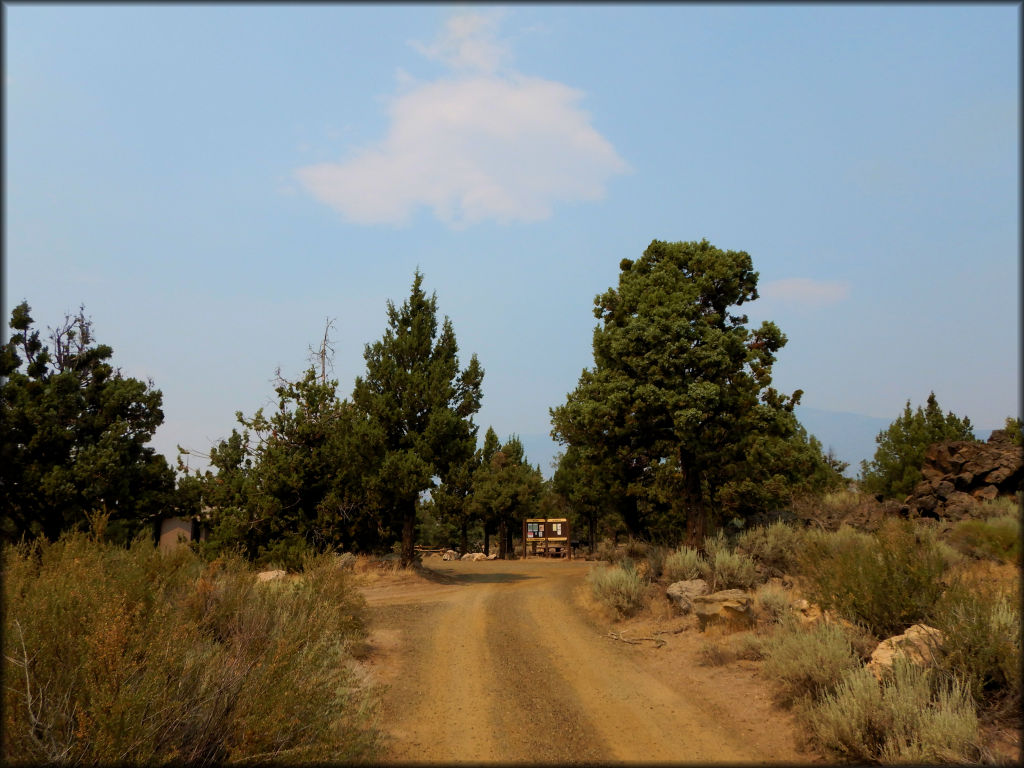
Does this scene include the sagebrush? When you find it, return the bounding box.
[806,659,982,763]
[2,534,380,765]
[588,563,648,618]
[797,520,948,637]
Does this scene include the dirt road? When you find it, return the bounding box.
[359,558,816,764]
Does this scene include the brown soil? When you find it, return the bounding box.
[357,557,820,764]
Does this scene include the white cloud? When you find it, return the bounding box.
[759,278,849,308]
[295,12,628,228]
[410,11,510,74]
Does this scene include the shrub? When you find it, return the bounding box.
[797,520,948,637]
[702,530,731,559]
[2,533,379,765]
[975,494,1021,520]
[947,515,1020,564]
[698,632,765,666]
[588,563,648,618]
[623,538,649,561]
[735,521,803,576]
[806,659,982,763]
[732,631,767,661]
[932,580,1021,713]
[662,545,704,582]
[701,548,760,591]
[594,540,618,563]
[762,621,861,706]
[644,545,668,580]
[753,582,791,625]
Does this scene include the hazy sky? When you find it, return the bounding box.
[5,4,1019,476]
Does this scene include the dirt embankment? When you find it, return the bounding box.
[357,559,818,764]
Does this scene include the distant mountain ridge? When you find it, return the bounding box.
[516,408,1001,481]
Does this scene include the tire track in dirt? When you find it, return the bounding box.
[483,580,612,763]
[520,575,751,762]
[363,560,810,764]
[377,586,499,763]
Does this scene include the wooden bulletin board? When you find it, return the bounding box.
[522,518,572,559]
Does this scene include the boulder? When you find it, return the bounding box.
[461,552,487,561]
[666,579,708,614]
[257,569,286,583]
[692,589,754,631]
[442,549,460,561]
[866,624,944,680]
[486,553,498,560]
[790,598,824,625]
[972,485,999,502]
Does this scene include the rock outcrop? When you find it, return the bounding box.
[866,624,944,680]
[901,431,1022,520]
[666,579,709,615]
[692,589,754,631]
[442,549,460,561]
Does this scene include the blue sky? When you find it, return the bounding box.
[5,4,1019,477]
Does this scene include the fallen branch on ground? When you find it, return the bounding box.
[604,630,666,648]
[653,626,688,635]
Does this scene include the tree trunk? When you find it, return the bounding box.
[505,523,514,559]
[498,517,507,559]
[460,519,469,554]
[588,514,597,554]
[400,502,416,568]
[683,464,707,550]
[483,520,490,556]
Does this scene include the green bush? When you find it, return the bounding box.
[753,582,791,625]
[701,548,760,591]
[932,581,1021,713]
[762,621,861,706]
[797,520,948,637]
[588,563,648,618]
[735,521,803,576]
[662,545,704,582]
[948,515,1020,564]
[2,533,380,765]
[806,659,982,763]
[701,530,731,560]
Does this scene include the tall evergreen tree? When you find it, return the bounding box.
[430,450,480,554]
[1,302,175,544]
[551,445,621,553]
[352,271,484,567]
[860,392,977,498]
[471,432,542,559]
[551,240,839,545]
[180,366,384,568]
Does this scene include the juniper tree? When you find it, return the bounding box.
[860,392,977,498]
[471,431,542,559]
[352,271,483,567]
[551,240,840,546]
[0,302,175,544]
